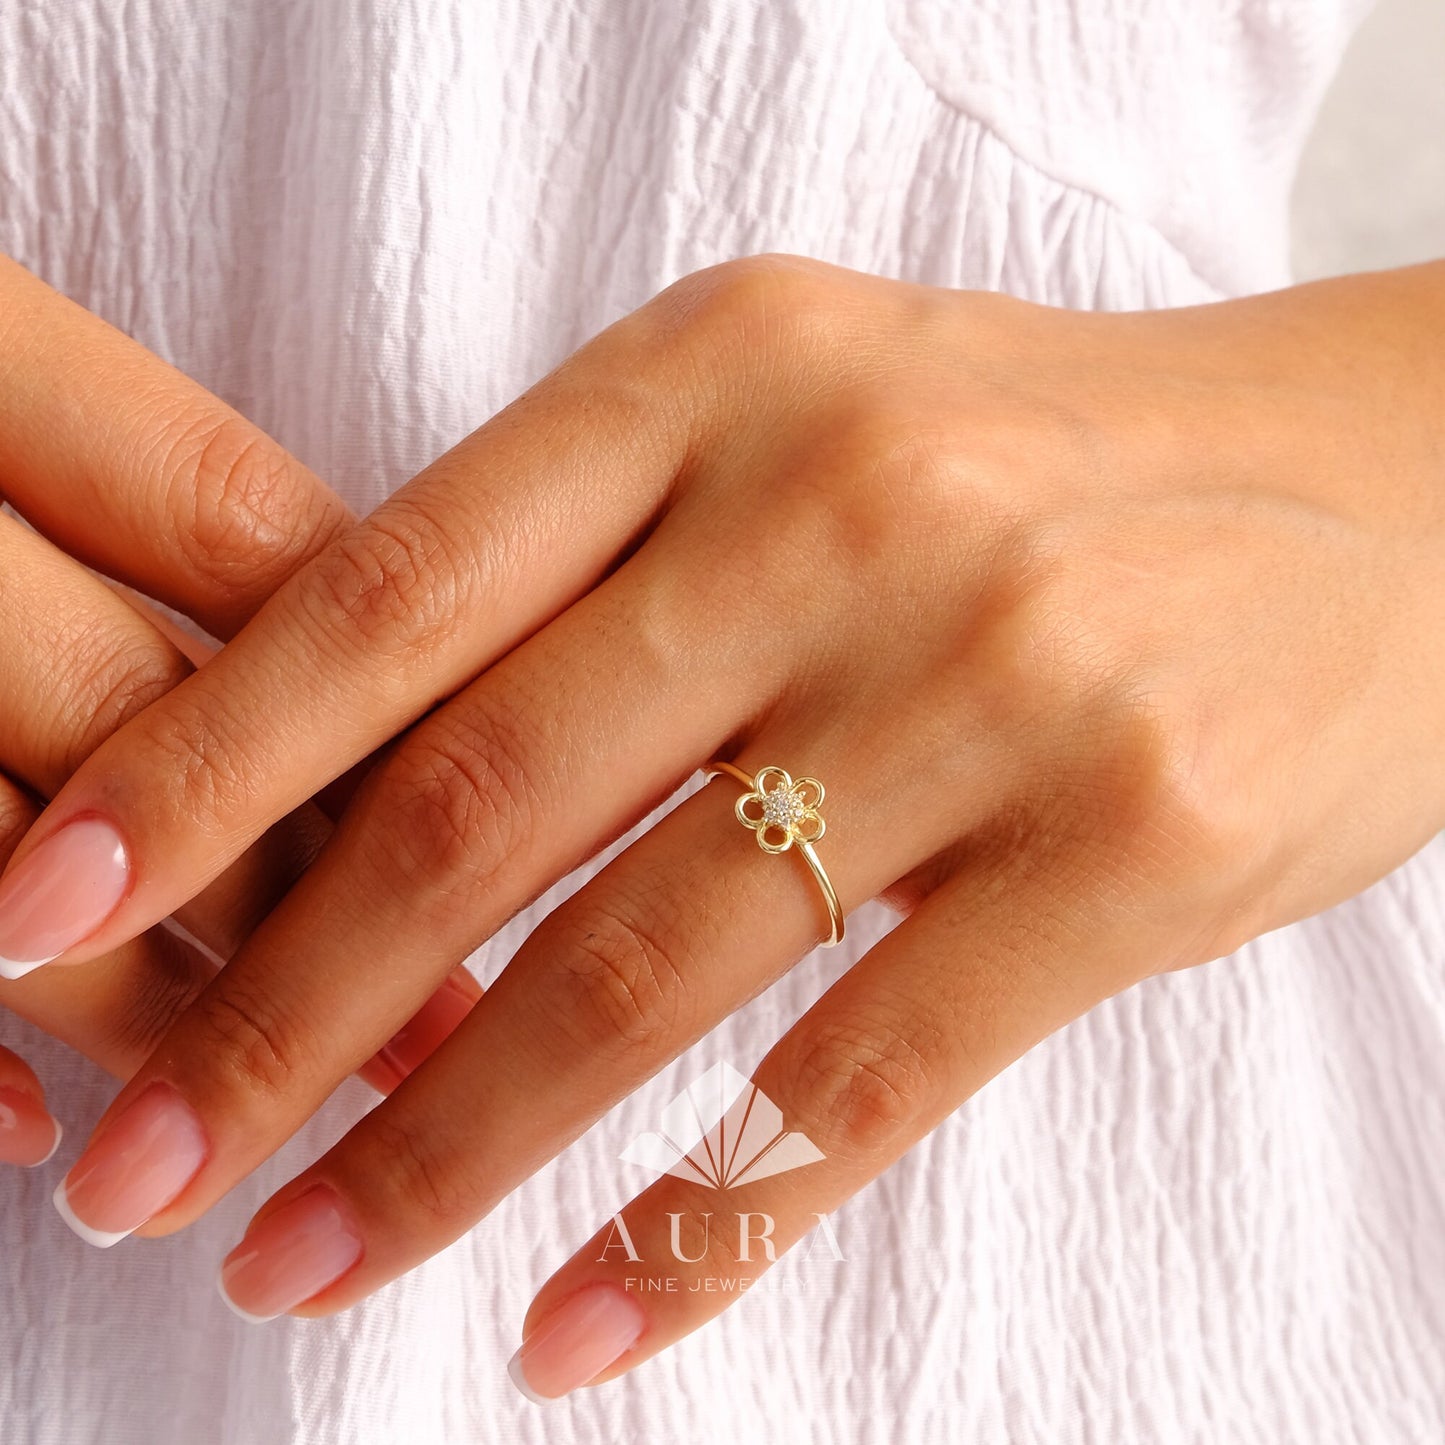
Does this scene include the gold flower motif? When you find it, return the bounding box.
[735,767,826,854]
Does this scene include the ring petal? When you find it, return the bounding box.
[794,777,825,811]
[736,792,766,827]
[753,766,792,798]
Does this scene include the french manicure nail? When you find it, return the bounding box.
[0,816,130,979]
[508,1284,648,1402]
[218,1184,364,1323]
[53,1081,208,1247]
[0,1085,63,1167]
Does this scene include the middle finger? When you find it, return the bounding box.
[217,703,1011,1320]
[50,534,774,1238]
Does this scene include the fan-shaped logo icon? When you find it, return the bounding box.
[620,1061,825,1190]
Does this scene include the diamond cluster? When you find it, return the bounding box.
[760,786,805,830]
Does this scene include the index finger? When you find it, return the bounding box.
[0,257,772,971]
[0,253,351,639]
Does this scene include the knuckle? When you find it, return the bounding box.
[643,253,832,361]
[947,523,1105,739]
[364,1112,478,1230]
[59,634,190,771]
[965,518,1256,908]
[783,1014,934,1160]
[139,690,266,835]
[300,500,474,659]
[102,932,208,1064]
[0,786,32,870]
[1011,683,1249,940]
[799,388,982,560]
[544,902,692,1054]
[1090,701,1248,895]
[372,700,542,910]
[187,973,312,1102]
[162,411,322,597]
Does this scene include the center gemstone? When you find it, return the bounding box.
[761,788,804,829]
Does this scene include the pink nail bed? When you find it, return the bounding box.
[0,1085,63,1168]
[508,1283,648,1402]
[218,1184,364,1323]
[53,1081,208,1247]
[0,816,130,979]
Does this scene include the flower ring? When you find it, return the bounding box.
[702,761,844,946]
[734,766,826,854]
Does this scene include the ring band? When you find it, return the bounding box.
[703,760,844,947]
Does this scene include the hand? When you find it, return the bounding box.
[0,253,477,1166]
[10,256,1443,1391]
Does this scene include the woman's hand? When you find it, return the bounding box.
[0,253,478,1168]
[8,256,1443,1388]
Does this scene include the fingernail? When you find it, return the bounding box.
[373,967,480,1083]
[0,1086,63,1167]
[218,1184,364,1323]
[53,1081,208,1247]
[508,1284,648,1402]
[0,816,130,979]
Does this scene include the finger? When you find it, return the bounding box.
[508,808,1171,1400]
[52,541,781,1237]
[35,949,480,1246]
[362,964,484,1094]
[0,253,351,638]
[207,708,1019,1321]
[0,1040,63,1167]
[0,522,222,1060]
[0,511,193,799]
[0,753,475,1184]
[0,257,806,966]
[0,512,318,974]
[0,512,476,1095]
[0,767,216,1083]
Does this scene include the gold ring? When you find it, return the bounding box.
[703,761,844,946]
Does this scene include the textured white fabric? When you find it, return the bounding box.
[1,2,1441,1442]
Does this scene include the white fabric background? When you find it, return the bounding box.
[1291,0,1445,280]
[1,2,1442,1442]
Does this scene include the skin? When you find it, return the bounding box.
[5,253,1444,1380]
[0,255,467,1132]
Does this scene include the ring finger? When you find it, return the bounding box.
[208,698,1018,1321]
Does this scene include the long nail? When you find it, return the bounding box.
[218,1184,364,1323]
[508,1284,648,1402]
[53,1081,208,1247]
[0,1085,63,1167]
[373,967,480,1083]
[0,817,130,979]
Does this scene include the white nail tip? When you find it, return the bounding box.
[0,952,60,981]
[33,1119,63,1167]
[507,1351,556,1405]
[51,1177,134,1248]
[216,1271,278,1325]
